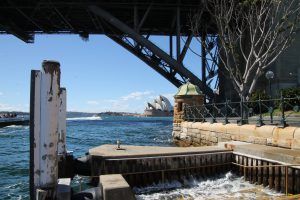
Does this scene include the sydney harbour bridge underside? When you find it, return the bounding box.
[0,0,223,99]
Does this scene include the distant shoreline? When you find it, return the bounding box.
[97,111,141,117]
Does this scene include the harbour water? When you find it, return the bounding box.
[0,115,173,199]
[0,115,281,199]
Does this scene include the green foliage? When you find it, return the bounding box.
[248,90,270,113]
[275,87,300,110]
[249,89,270,101]
[278,87,300,98]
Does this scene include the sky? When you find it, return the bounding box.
[0,34,203,113]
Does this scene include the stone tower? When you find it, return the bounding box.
[173,81,204,138]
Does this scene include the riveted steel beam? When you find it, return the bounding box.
[109,35,183,87]
[179,34,192,63]
[201,33,207,99]
[89,5,214,98]
[137,3,152,32]
[176,6,181,61]
[0,23,34,43]
[6,0,44,31]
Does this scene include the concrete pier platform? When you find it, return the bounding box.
[88,145,233,187]
[83,143,300,195]
[89,144,230,158]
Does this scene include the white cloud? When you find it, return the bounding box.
[87,100,99,105]
[0,103,28,112]
[147,95,157,99]
[121,91,152,101]
[78,91,174,113]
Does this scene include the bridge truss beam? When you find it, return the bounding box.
[89,5,217,99]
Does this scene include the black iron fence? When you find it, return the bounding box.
[183,95,300,127]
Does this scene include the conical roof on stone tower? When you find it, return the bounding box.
[175,81,203,96]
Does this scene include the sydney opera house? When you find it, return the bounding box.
[143,95,173,117]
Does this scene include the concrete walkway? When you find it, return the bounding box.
[219,141,300,166]
[89,144,230,158]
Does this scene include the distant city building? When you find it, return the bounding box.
[144,95,173,117]
[220,32,300,101]
[268,32,300,94]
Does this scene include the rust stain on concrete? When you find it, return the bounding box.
[42,60,61,95]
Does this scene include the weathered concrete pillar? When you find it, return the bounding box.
[58,88,67,156]
[40,60,61,188]
[31,70,41,199]
[30,60,61,199]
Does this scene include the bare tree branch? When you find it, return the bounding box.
[191,0,300,100]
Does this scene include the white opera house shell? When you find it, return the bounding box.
[143,95,173,117]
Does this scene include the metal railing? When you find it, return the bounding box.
[183,95,300,127]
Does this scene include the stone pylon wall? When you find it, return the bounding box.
[173,95,204,140]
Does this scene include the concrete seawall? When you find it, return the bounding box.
[83,143,300,196]
[173,122,300,150]
[88,145,232,187]
[224,141,300,194]
[172,122,300,194]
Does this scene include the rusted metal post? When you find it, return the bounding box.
[31,60,61,199]
[257,160,262,184]
[263,161,269,187]
[275,166,281,191]
[269,163,274,189]
[161,170,165,183]
[285,166,288,196]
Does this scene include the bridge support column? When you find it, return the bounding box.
[176,5,181,61]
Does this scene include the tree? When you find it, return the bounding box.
[191,0,300,100]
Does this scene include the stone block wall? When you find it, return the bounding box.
[173,95,204,141]
[173,122,300,150]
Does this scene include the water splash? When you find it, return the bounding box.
[134,172,283,200]
[67,116,102,121]
[5,125,28,128]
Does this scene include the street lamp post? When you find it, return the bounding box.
[265,70,275,124]
[265,70,274,98]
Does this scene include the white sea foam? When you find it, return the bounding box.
[134,172,283,200]
[5,125,28,128]
[67,116,102,121]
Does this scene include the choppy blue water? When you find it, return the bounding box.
[0,115,282,200]
[0,116,174,200]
